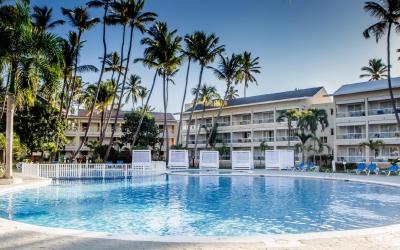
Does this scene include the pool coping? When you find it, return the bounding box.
[1,171,400,247]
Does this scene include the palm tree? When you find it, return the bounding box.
[360,139,384,161]
[314,137,331,167]
[176,33,195,145]
[84,80,114,140]
[238,51,260,97]
[205,54,242,149]
[185,32,225,147]
[125,74,144,108]
[363,0,400,125]
[302,108,328,163]
[103,0,157,160]
[295,133,313,163]
[226,85,239,100]
[259,140,268,166]
[138,87,148,107]
[277,109,300,148]
[61,6,99,120]
[31,6,65,31]
[360,58,388,81]
[192,84,220,161]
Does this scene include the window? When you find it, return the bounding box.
[330,109,334,115]
[320,136,327,143]
[331,129,334,135]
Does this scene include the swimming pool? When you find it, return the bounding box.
[1,174,400,236]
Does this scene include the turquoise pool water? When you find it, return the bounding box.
[0,175,400,236]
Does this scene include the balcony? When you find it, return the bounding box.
[368,131,400,139]
[336,133,366,140]
[253,137,274,142]
[368,107,400,116]
[232,120,251,126]
[253,118,274,124]
[336,155,365,162]
[276,136,299,142]
[216,121,230,127]
[232,138,252,143]
[336,110,365,118]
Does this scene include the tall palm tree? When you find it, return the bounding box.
[238,51,260,97]
[205,53,241,149]
[360,58,388,80]
[192,84,220,160]
[84,80,114,140]
[185,32,225,147]
[61,6,99,120]
[31,6,65,31]
[360,139,384,161]
[277,109,301,148]
[295,133,313,164]
[125,74,144,108]
[176,33,195,146]
[226,85,239,100]
[138,87,148,107]
[363,0,400,125]
[302,108,328,163]
[314,137,331,166]
[103,0,157,160]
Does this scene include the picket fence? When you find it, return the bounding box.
[21,162,166,179]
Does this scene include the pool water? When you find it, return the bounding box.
[1,175,400,236]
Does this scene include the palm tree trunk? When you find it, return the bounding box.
[244,80,247,97]
[176,58,191,145]
[73,4,109,158]
[185,65,204,147]
[313,135,316,163]
[194,108,205,162]
[0,66,11,120]
[65,31,82,120]
[104,25,134,161]
[99,70,116,144]
[162,73,169,163]
[288,124,291,148]
[100,27,126,145]
[206,82,231,149]
[131,71,157,146]
[386,23,400,125]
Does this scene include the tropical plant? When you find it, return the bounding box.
[359,139,384,160]
[104,0,157,160]
[125,74,144,108]
[360,58,388,81]
[184,32,225,147]
[277,109,300,148]
[314,136,331,166]
[363,0,400,125]
[31,5,65,31]
[238,51,260,97]
[138,87,148,107]
[191,84,220,158]
[294,133,313,163]
[259,140,268,166]
[226,85,239,100]
[205,53,242,148]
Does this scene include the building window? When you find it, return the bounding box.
[320,136,327,143]
[330,108,334,115]
[331,129,334,135]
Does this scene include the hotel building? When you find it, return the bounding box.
[333,78,400,163]
[181,87,335,165]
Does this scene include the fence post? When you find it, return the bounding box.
[79,164,82,178]
[102,164,105,179]
[55,164,59,179]
[36,163,40,177]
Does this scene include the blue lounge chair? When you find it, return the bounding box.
[355,162,367,175]
[117,160,124,164]
[384,165,399,176]
[365,163,379,176]
[296,162,306,171]
[308,162,316,172]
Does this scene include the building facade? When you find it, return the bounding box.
[181,87,334,165]
[63,110,177,159]
[333,78,400,163]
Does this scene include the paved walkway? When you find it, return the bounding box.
[1,171,400,250]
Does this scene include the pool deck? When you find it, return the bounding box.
[1,171,400,250]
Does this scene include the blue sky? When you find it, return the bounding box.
[31,0,400,113]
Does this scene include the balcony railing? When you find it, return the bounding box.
[232,120,251,126]
[368,155,400,162]
[276,136,299,142]
[336,133,365,139]
[336,155,365,162]
[216,138,231,144]
[253,118,274,124]
[336,110,365,118]
[232,138,252,143]
[368,131,400,139]
[368,107,400,116]
[253,137,274,142]
[216,121,230,127]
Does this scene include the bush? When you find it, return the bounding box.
[0,165,4,178]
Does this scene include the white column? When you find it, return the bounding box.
[5,95,14,178]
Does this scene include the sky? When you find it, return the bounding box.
[30,0,400,114]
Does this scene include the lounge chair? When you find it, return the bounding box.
[355,162,367,175]
[365,163,379,176]
[117,160,124,164]
[384,165,399,176]
[308,162,316,172]
[296,162,306,171]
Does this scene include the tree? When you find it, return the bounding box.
[238,51,260,97]
[360,58,388,81]
[191,84,220,159]
[31,6,65,31]
[185,32,225,147]
[363,0,400,125]
[138,87,148,107]
[176,33,195,145]
[14,101,67,159]
[259,140,268,166]
[206,53,242,148]
[121,110,159,149]
[295,133,313,163]
[0,133,27,163]
[360,139,384,160]
[314,136,331,166]
[103,0,157,161]
[125,74,144,108]
[226,85,239,100]
[277,109,300,148]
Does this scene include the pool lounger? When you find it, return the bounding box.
[364,163,379,176]
[355,162,367,175]
[384,165,399,176]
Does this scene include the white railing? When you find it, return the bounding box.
[21,162,166,179]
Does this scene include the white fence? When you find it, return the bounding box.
[21,162,166,179]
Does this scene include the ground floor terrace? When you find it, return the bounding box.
[1,171,400,250]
